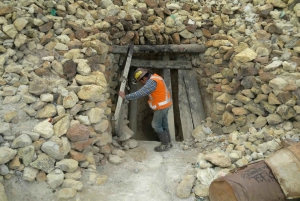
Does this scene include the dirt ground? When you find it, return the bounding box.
[3,141,200,201]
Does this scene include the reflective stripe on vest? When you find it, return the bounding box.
[148,74,172,110]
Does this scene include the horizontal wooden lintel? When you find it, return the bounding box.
[109,44,207,54]
[119,59,192,69]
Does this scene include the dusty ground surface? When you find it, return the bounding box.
[3,141,200,201]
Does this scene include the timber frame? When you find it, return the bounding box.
[111,44,207,141]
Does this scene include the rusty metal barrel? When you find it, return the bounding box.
[265,142,300,199]
[209,160,286,201]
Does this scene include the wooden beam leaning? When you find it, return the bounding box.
[109,44,207,54]
[119,59,192,69]
[112,45,134,136]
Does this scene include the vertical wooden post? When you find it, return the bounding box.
[163,54,176,142]
[185,69,206,127]
[178,70,194,140]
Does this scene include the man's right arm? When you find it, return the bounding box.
[119,79,157,101]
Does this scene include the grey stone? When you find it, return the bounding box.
[56,159,78,173]
[30,153,55,173]
[11,134,32,149]
[18,145,35,166]
[47,169,64,190]
[41,141,64,160]
[0,147,17,165]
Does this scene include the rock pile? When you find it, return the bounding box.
[175,0,300,199]
[195,1,300,134]
[177,119,300,199]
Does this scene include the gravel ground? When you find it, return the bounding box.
[3,141,200,201]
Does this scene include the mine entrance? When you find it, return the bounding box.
[112,45,207,142]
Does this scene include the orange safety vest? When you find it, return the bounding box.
[148,74,172,110]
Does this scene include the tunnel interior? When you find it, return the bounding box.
[116,49,210,142]
[125,53,183,142]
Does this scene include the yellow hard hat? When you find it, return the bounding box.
[134,68,148,82]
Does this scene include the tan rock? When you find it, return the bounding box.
[216,93,234,104]
[77,85,106,102]
[269,0,287,8]
[76,59,91,76]
[222,111,235,126]
[95,174,108,185]
[0,6,15,15]
[54,115,71,137]
[37,104,57,118]
[254,94,268,103]
[236,93,251,104]
[13,18,28,31]
[213,16,223,27]
[255,30,271,40]
[36,171,47,182]
[9,156,21,170]
[87,108,104,124]
[233,48,257,63]
[176,175,196,199]
[63,91,79,109]
[179,30,195,39]
[232,107,248,115]
[14,34,27,48]
[108,155,122,165]
[254,116,267,128]
[62,179,83,191]
[57,188,77,200]
[266,114,283,124]
[75,72,107,87]
[2,24,18,39]
[294,3,300,17]
[3,111,17,123]
[213,40,233,47]
[204,152,231,167]
[56,159,79,173]
[93,119,110,133]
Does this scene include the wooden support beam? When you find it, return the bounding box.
[163,55,176,142]
[178,69,206,140]
[184,69,206,128]
[119,59,192,69]
[178,70,194,140]
[109,44,207,54]
[112,45,134,136]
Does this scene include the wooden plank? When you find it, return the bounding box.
[162,55,176,142]
[109,44,207,54]
[112,45,134,136]
[119,59,192,69]
[178,70,194,140]
[184,69,206,128]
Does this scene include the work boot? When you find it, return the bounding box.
[154,131,170,152]
[166,130,173,149]
[154,143,169,152]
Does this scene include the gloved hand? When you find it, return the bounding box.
[118,91,125,98]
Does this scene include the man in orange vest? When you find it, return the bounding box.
[119,68,172,152]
